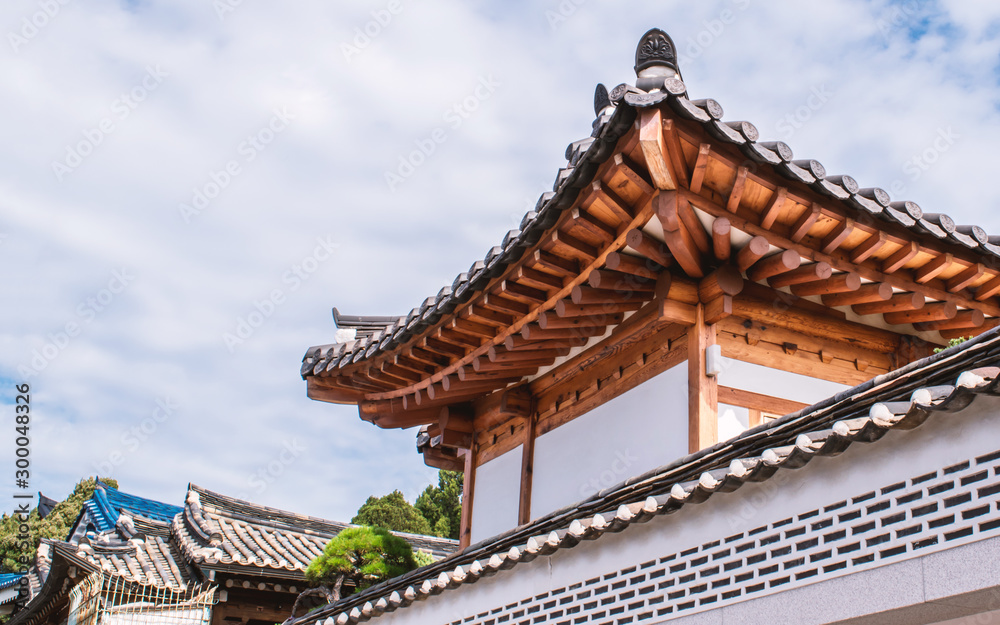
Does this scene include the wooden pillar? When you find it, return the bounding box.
[688,303,718,453]
[517,413,537,526]
[458,444,476,549]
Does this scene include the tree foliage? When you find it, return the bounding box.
[351,491,432,536]
[414,471,463,540]
[304,526,416,598]
[0,477,118,573]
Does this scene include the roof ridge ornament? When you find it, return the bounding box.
[634,28,682,91]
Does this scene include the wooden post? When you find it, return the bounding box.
[459,445,476,549]
[517,412,537,526]
[688,304,718,453]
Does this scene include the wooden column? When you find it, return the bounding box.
[459,444,476,549]
[517,412,537,526]
[688,304,718,453]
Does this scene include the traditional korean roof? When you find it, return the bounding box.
[60,518,193,590]
[0,574,23,592]
[290,326,1000,625]
[172,485,457,579]
[301,27,1000,427]
[77,482,182,535]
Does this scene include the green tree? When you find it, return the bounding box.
[414,470,463,540]
[0,477,118,573]
[293,527,416,617]
[352,491,431,536]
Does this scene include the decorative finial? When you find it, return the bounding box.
[593,83,611,116]
[634,28,682,90]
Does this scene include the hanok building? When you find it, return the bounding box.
[13,483,456,625]
[298,29,1000,624]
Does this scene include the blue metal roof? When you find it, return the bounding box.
[0,574,23,591]
[81,482,182,532]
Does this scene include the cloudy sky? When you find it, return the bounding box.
[1,0,999,523]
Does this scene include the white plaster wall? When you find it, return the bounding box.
[470,444,521,543]
[717,357,850,405]
[361,394,1000,625]
[530,362,689,521]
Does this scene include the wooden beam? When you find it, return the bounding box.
[883,301,957,325]
[882,241,919,273]
[459,447,475,549]
[717,386,809,416]
[678,193,711,254]
[947,263,985,293]
[518,411,537,526]
[768,262,832,289]
[662,118,690,185]
[605,251,662,280]
[759,187,787,229]
[531,249,578,276]
[689,143,711,193]
[820,218,854,255]
[727,166,749,213]
[850,231,888,263]
[789,204,820,243]
[822,282,893,307]
[571,208,617,241]
[975,275,1000,302]
[554,299,644,318]
[853,292,925,316]
[914,309,986,332]
[625,229,673,268]
[914,253,953,284]
[655,191,704,278]
[790,272,861,297]
[747,249,801,282]
[699,265,745,302]
[689,304,718,453]
[548,230,599,262]
[589,268,655,291]
[731,294,901,354]
[612,153,654,196]
[736,236,771,272]
[712,217,732,262]
[639,108,676,190]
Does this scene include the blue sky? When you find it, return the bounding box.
[2,0,1000,522]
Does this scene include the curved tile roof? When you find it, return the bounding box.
[79,483,182,534]
[173,485,457,577]
[291,327,1000,625]
[302,35,1000,383]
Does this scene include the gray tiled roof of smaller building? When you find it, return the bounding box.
[289,327,1000,625]
[173,484,458,579]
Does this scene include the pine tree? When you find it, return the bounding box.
[351,491,431,536]
[414,471,463,540]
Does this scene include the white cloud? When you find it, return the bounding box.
[2,0,1000,522]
